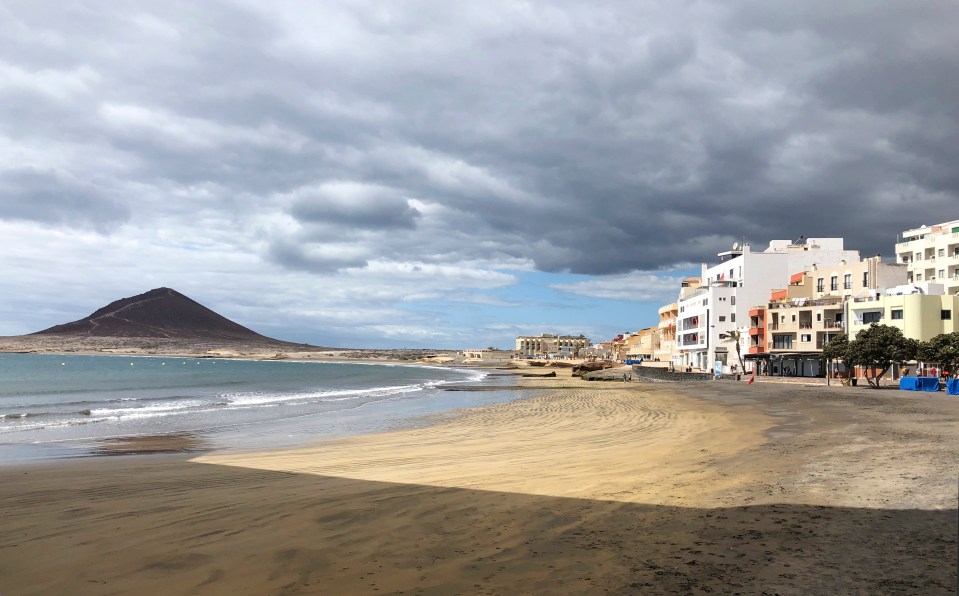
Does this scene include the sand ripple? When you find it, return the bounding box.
[196,386,765,504]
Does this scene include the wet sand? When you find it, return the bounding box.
[1,373,956,594]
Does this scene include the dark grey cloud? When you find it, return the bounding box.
[289,183,420,230]
[267,237,368,273]
[0,168,130,230]
[1,0,956,276]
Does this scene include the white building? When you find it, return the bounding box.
[677,238,860,372]
[894,219,959,297]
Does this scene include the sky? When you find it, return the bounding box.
[1,1,957,349]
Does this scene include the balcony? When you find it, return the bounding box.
[748,327,762,336]
[748,346,765,355]
[767,296,844,308]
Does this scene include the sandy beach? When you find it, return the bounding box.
[1,372,957,594]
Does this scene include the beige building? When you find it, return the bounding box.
[655,302,678,362]
[625,326,660,360]
[757,256,907,377]
[895,219,959,296]
[463,348,514,361]
[515,333,589,358]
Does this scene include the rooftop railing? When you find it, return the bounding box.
[767,296,845,308]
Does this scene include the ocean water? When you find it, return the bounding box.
[0,354,518,463]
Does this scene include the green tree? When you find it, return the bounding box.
[821,333,850,383]
[821,333,848,362]
[917,332,959,375]
[843,325,918,389]
[722,329,747,374]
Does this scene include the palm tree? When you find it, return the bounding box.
[723,329,747,375]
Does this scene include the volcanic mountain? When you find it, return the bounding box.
[33,288,275,341]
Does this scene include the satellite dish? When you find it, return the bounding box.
[732,242,740,251]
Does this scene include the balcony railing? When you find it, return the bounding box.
[767,296,844,308]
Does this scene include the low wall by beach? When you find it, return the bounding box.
[631,365,741,383]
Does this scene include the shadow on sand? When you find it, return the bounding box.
[0,460,955,595]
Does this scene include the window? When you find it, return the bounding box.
[891,309,903,320]
[817,278,824,293]
[830,275,838,291]
[939,269,945,278]
[731,296,736,306]
[862,311,882,324]
[916,274,923,281]
[816,313,822,321]
[939,248,945,257]
[942,310,952,320]
[719,316,726,322]
[863,272,869,287]
[844,273,852,289]
[731,313,736,323]
[800,334,811,342]
[791,314,797,322]
[916,252,922,260]
[729,268,734,279]
[772,335,793,349]
[702,299,707,306]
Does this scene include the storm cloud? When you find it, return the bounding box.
[0,0,956,346]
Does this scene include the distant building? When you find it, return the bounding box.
[895,219,959,296]
[515,333,589,358]
[625,327,659,360]
[463,348,515,361]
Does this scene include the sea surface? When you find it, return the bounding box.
[0,354,519,463]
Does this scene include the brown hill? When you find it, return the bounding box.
[33,288,275,341]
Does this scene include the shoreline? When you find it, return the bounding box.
[0,355,528,465]
[1,370,956,593]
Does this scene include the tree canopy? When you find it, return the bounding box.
[821,333,848,362]
[917,332,959,375]
[822,326,918,389]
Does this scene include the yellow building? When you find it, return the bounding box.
[846,293,959,340]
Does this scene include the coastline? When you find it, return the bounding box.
[0,354,524,464]
[1,370,956,594]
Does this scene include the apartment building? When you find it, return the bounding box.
[625,326,660,360]
[677,238,859,372]
[846,284,959,341]
[758,256,906,376]
[515,333,590,358]
[895,219,959,297]
[655,302,678,362]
